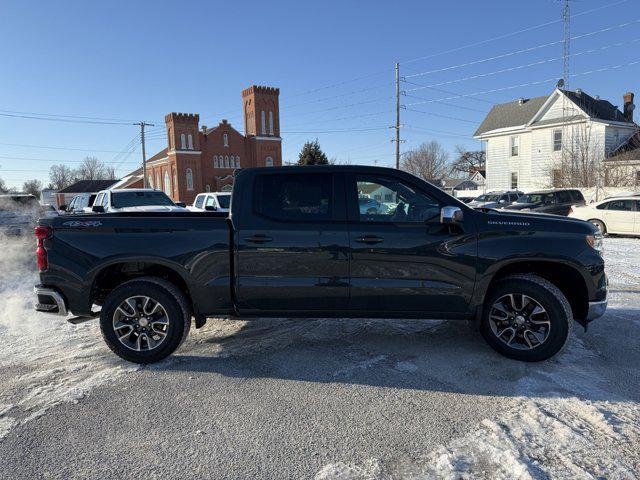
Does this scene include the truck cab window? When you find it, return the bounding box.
[355,175,439,223]
[255,173,332,221]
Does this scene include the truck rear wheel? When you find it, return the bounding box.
[99,277,191,364]
[480,274,572,362]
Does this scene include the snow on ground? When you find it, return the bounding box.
[0,235,138,440]
[0,234,638,479]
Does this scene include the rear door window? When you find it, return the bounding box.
[556,191,572,203]
[254,173,333,221]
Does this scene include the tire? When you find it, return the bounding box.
[480,274,572,362]
[588,219,606,235]
[99,277,192,364]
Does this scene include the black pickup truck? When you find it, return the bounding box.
[34,166,607,363]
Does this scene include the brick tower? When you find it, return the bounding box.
[165,112,201,202]
[242,86,282,167]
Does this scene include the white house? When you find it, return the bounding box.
[474,89,638,191]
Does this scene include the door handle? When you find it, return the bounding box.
[355,235,383,244]
[244,234,273,244]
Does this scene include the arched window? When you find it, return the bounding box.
[236,156,241,168]
[223,133,229,147]
[261,111,266,135]
[186,168,194,190]
[173,169,178,195]
[224,155,229,168]
[148,175,153,189]
[163,171,171,196]
[221,184,233,192]
[187,134,193,150]
[230,155,235,168]
[265,156,273,167]
[213,155,219,168]
[205,184,211,192]
[156,173,161,190]
[269,111,274,135]
[180,133,186,150]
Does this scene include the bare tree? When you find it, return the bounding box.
[49,164,76,190]
[401,141,450,183]
[0,176,9,194]
[551,124,603,188]
[22,179,43,197]
[602,131,640,187]
[76,156,111,180]
[450,146,485,176]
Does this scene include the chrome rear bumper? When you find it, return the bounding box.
[34,286,68,316]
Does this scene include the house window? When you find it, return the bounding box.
[510,172,518,189]
[180,133,186,150]
[265,156,273,167]
[187,134,193,150]
[163,171,171,196]
[236,156,240,168]
[186,168,194,190]
[553,129,562,152]
[384,193,393,202]
[636,170,640,185]
[269,111,274,135]
[510,136,519,156]
[261,110,266,135]
[223,133,229,147]
[213,155,219,168]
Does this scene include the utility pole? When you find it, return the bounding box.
[134,121,155,188]
[395,62,401,169]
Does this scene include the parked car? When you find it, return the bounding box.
[61,192,97,214]
[91,189,187,213]
[188,192,231,212]
[468,190,523,209]
[0,194,55,236]
[503,189,585,216]
[568,196,640,236]
[34,166,607,364]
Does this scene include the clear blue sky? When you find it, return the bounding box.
[1,0,638,189]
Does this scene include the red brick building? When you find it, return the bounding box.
[117,85,281,203]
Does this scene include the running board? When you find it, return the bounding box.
[67,311,100,325]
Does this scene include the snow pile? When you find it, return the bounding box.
[0,234,138,441]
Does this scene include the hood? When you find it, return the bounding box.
[503,202,539,210]
[482,209,596,234]
[113,205,188,213]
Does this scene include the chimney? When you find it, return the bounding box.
[623,92,635,122]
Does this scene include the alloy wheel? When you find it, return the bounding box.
[112,296,170,351]
[488,293,551,350]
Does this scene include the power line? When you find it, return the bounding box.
[401,0,630,64]
[404,18,640,79]
[404,108,482,124]
[0,154,139,164]
[0,141,140,154]
[404,60,640,107]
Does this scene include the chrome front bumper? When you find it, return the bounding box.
[34,286,68,316]
[586,299,607,321]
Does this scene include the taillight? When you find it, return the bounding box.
[35,226,52,271]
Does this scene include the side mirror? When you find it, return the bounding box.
[440,206,464,224]
[92,205,105,213]
[204,205,217,211]
[175,202,186,208]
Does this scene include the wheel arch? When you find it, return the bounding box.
[586,217,607,233]
[481,260,589,321]
[89,259,194,315]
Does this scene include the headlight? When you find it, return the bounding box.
[586,233,604,254]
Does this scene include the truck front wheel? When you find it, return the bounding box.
[99,277,192,363]
[480,274,572,362]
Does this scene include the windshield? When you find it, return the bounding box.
[111,191,175,208]
[517,193,553,204]
[216,194,231,209]
[475,194,500,202]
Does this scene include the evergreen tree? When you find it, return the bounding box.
[297,140,329,165]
